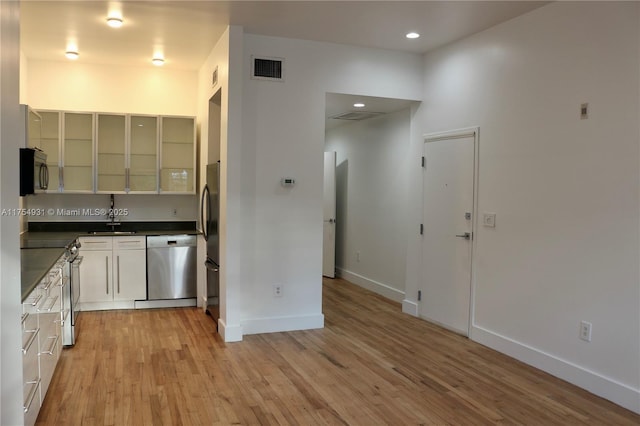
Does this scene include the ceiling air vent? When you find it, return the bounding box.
[330,111,383,121]
[251,55,284,82]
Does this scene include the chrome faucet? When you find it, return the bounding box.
[107,194,121,230]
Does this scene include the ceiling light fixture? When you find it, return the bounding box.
[152,57,165,66]
[353,103,365,108]
[65,51,79,60]
[106,17,123,28]
[406,32,420,39]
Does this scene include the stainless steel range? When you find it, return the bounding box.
[24,236,83,346]
[62,239,82,346]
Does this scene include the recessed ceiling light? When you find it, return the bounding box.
[406,32,420,39]
[106,17,123,28]
[65,51,79,60]
[353,103,365,108]
[152,57,165,66]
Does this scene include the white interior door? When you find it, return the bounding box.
[323,151,337,278]
[421,131,475,335]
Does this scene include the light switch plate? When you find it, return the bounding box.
[483,213,496,227]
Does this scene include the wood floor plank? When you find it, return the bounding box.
[36,277,640,425]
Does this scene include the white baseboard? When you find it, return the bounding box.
[336,267,405,303]
[78,301,135,311]
[218,318,243,342]
[134,298,196,309]
[402,299,418,316]
[472,325,640,414]
[242,313,325,336]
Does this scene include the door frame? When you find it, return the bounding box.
[422,126,479,337]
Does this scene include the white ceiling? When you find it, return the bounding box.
[21,1,548,71]
[325,93,416,130]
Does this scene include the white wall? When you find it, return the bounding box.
[236,34,422,336]
[0,1,25,423]
[325,109,412,301]
[26,59,197,115]
[404,2,640,412]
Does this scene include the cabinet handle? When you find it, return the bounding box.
[40,278,52,291]
[60,167,64,189]
[21,312,29,324]
[22,329,39,354]
[23,378,40,413]
[40,335,59,356]
[23,294,42,307]
[117,256,120,294]
[106,256,109,294]
[55,309,70,326]
[37,295,59,313]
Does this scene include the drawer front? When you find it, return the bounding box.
[39,334,60,401]
[113,236,146,250]
[79,236,113,250]
[23,324,41,426]
[23,379,40,426]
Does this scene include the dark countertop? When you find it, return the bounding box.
[21,248,66,302]
[20,222,201,301]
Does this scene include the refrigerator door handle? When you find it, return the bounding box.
[201,184,210,241]
[205,259,219,272]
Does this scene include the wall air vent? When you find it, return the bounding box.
[330,111,383,121]
[251,55,284,81]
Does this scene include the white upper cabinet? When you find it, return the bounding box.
[160,116,195,194]
[129,115,159,193]
[96,113,127,193]
[35,109,195,194]
[39,111,61,192]
[62,112,94,192]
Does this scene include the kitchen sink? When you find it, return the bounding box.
[88,231,137,235]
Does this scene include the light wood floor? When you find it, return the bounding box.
[37,278,639,425]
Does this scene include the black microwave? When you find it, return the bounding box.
[20,148,49,196]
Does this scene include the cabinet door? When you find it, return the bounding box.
[63,112,94,192]
[27,108,41,149]
[160,116,195,193]
[39,111,61,192]
[96,114,126,193]
[79,250,112,303]
[129,115,158,192]
[113,249,146,301]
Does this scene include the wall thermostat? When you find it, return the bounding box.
[281,177,296,187]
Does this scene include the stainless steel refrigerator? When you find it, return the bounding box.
[201,162,220,327]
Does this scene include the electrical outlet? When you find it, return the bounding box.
[356,251,361,262]
[579,321,592,342]
[273,284,283,297]
[172,208,177,217]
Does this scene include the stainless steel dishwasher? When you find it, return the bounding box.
[146,235,197,300]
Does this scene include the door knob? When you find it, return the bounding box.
[455,232,472,240]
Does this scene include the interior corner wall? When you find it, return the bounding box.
[238,34,422,335]
[1,1,25,424]
[196,26,247,342]
[325,109,411,302]
[25,59,198,115]
[404,1,640,413]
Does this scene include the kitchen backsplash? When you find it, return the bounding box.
[25,194,198,223]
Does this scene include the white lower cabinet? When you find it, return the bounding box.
[22,260,65,426]
[79,236,146,310]
[22,290,41,426]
